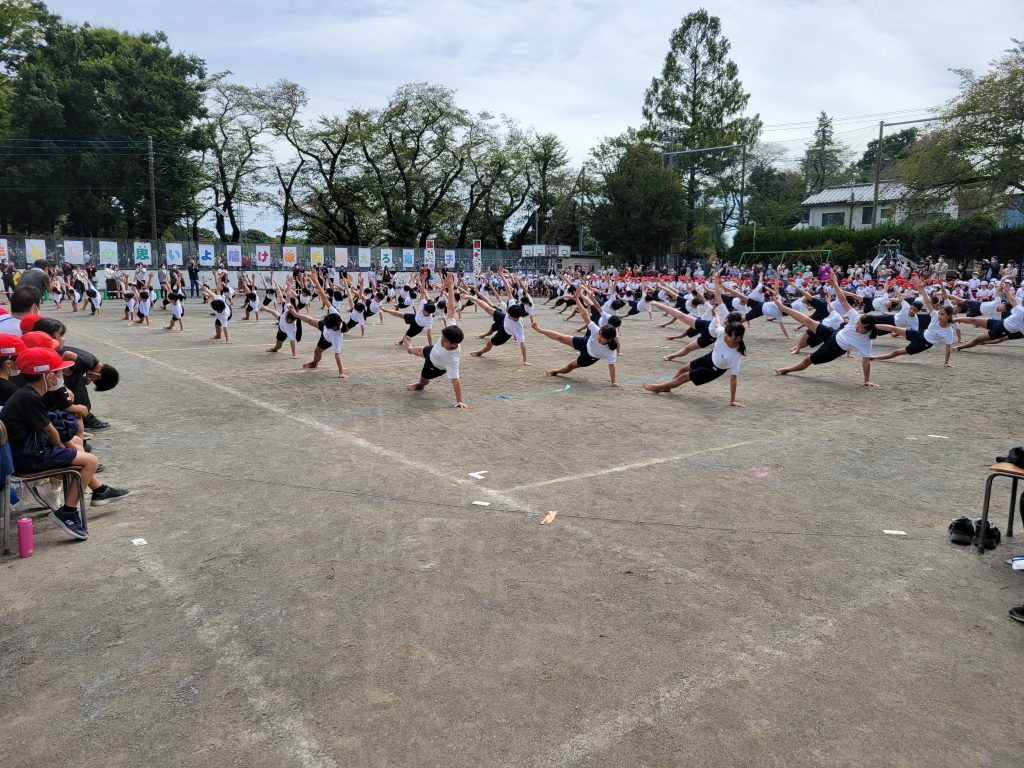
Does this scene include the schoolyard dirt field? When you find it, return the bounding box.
[2,296,1022,768]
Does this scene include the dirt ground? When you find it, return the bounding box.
[2,295,1022,768]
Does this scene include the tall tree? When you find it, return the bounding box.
[897,40,1024,216]
[198,78,276,242]
[2,23,206,237]
[642,10,761,256]
[800,112,852,194]
[352,83,471,246]
[852,127,918,182]
[591,140,686,260]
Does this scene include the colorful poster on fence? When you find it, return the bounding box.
[444,249,456,268]
[424,240,435,270]
[282,245,297,266]
[165,243,183,266]
[375,248,389,269]
[333,247,349,268]
[26,239,46,261]
[310,246,324,266]
[472,239,482,273]
[0,239,8,261]
[99,240,118,265]
[133,241,152,265]
[64,240,85,265]
[402,248,415,269]
[255,244,271,267]
[198,243,216,267]
[226,244,242,267]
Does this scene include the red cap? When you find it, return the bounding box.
[20,331,59,350]
[0,307,8,315]
[15,347,72,374]
[0,333,26,357]
[19,314,44,334]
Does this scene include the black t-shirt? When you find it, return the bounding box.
[60,345,97,392]
[0,386,50,448]
[188,264,199,279]
[0,377,18,405]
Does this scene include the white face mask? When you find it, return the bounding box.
[46,374,63,392]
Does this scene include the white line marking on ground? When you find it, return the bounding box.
[80,331,699,582]
[133,545,339,768]
[498,439,765,493]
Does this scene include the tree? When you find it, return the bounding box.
[197,78,277,242]
[642,10,761,256]
[591,141,686,260]
[746,163,805,228]
[800,112,851,194]
[897,40,1024,216]
[1,23,206,237]
[852,128,918,182]
[352,83,471,246]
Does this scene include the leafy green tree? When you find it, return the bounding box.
[642,10,761,255]
[746,162,805,228]
[801,112,852,194]
[2,23,206,237]
[897,40,1024,216]
[591,142,686,260]
[852,128,918,181]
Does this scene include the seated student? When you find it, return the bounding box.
[0,348,130,540]
[0,286,42,336]
[0,333,27,405]
[58,344,119,431]
[19,331,87,446]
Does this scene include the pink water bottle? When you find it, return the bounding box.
[18,517,34,558]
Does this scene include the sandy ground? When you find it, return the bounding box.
[2,295,1022,768]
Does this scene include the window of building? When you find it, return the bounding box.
[861,206,873,225]
[880,207,894,221]
[821,212,845,226]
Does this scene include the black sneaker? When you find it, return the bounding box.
[48,509,89,540]
[1010,605,1024,624]
[84,415,110,430]
[91,487,131,506]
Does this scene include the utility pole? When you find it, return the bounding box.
[871,116,944,226]
[739,143,747,227]
[147,136,158,240]
[578,165,585,254]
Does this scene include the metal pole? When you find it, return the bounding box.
[579,165,585,254]
[739,143,746,227]
[147,136,158,240]
[871,121,884,226]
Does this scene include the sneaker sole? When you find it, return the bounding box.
[1010,612,1024,624]
[91,490,132,507]
[48,511,89,540]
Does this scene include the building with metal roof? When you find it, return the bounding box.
[799,181,958,230]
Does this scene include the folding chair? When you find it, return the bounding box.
[0,423,88,556]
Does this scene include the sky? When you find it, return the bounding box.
[44,0,1023,232]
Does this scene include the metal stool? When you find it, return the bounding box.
[977,462,1024,553]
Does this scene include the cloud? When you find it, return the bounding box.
[46,0,1024,164]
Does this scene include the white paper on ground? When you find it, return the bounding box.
[882,530,907,536]
[131,538,147,546]
[471,501,490,507]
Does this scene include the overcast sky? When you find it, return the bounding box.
[45,0,1022,231]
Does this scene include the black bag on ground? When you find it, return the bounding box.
[995,446,1024,468]
[972,518,1001,549]
[948,516,975,545]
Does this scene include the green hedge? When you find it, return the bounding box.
[730,217,1024,267]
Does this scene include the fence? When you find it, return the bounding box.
[0,235,582,274]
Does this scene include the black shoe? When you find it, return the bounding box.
[91,487,131,506]
[48,509,88,540]
[84,415,110,430]
[95,463,105,474]
[1010,605,1024,624]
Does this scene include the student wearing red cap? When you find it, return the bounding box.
[0,333,27,404]
[0,348,130,540]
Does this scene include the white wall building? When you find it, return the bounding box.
[800,181,958,230]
